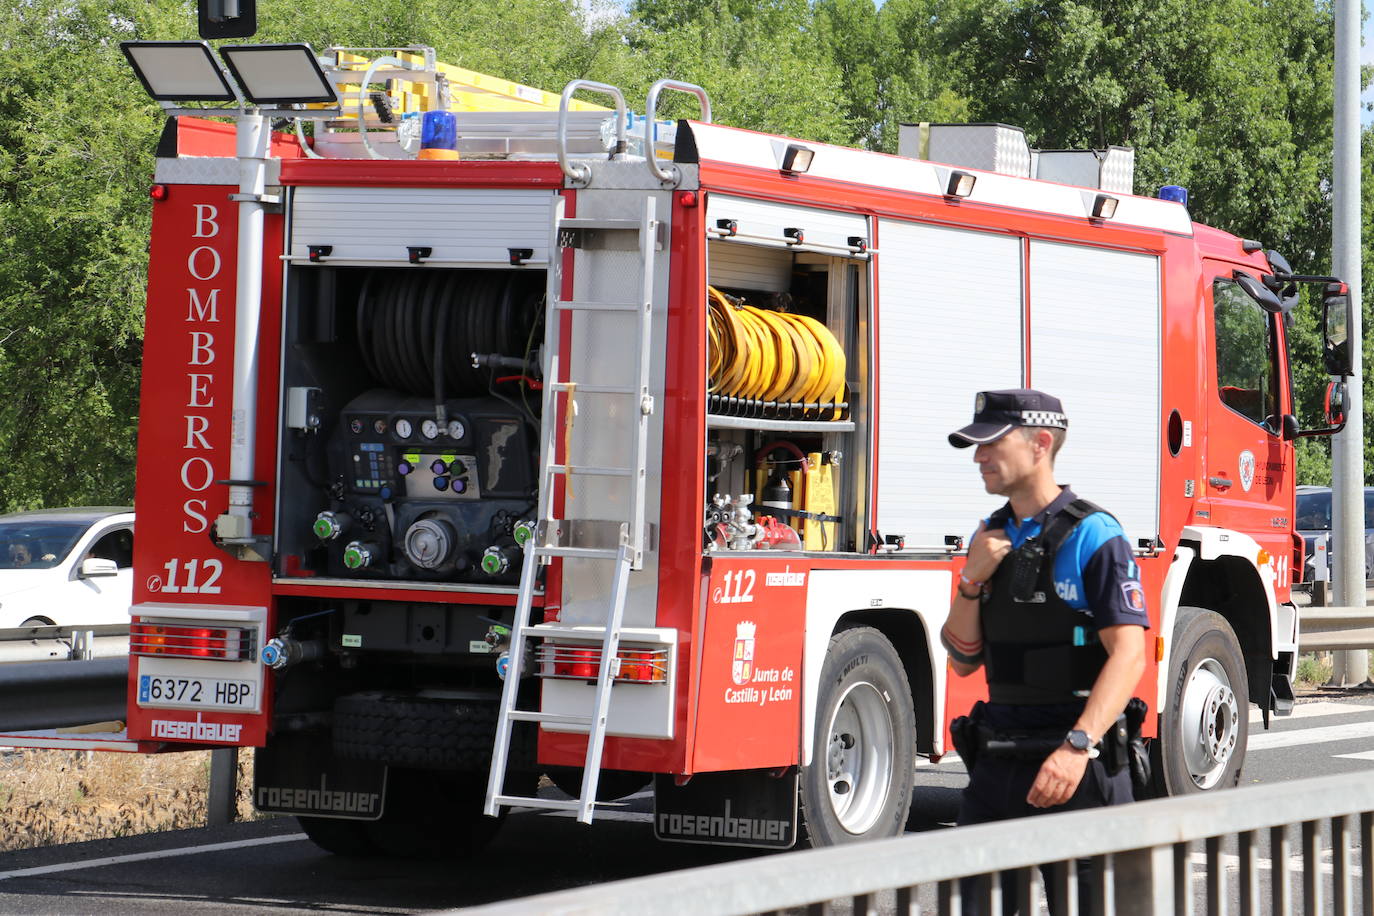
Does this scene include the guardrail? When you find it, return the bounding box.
[0,623,129,663]
[1299,606,1374,651]
[0,624,130,731]
[468,771,1374,916]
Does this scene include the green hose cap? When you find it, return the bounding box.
[481,547,507,575]
[343,541,370,569]
[313,515,339,540]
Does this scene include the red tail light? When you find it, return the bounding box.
[131,623,248,661]
[540,643,667,684]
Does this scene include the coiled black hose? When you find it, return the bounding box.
[355,268,541,399]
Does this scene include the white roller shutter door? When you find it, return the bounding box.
[875,220,1023,548]
[706,194,869,252]
[289,187,556,264]
[1029,240,1161,545]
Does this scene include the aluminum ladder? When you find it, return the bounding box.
[484,194,658,824]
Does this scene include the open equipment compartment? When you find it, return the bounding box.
[703,223,870,555]
[274,263,545,586]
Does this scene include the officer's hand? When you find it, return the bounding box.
[1026,746,1090,808]
[964,521,1012,583]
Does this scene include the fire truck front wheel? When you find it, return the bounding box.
[1153,607,1248,794]
[799,626,915,846]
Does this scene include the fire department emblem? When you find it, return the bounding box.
[1238,450,1256,492]
[732,621,756,686]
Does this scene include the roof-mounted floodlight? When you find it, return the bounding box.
[219,43,337,106]
[120,41,237,103]
[1091,193,1119,220]
[945,170,976,199]
[781,144,814,174]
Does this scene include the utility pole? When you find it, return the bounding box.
[1330,0,1367,687]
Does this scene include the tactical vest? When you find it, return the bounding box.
[981,497,1111,705]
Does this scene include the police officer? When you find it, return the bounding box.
[942,389,1148,914]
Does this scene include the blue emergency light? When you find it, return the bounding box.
[1158,185,1189,206]
[419,110,459,160]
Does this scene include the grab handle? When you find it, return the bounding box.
[557,80,627,187]
[644,79,711,187]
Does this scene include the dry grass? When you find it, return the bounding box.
[0,747,258,851]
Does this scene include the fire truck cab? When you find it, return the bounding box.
[34,41,1353,854]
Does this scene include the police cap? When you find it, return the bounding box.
[948,388,1069,448]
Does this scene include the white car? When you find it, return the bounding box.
[0,508,134,628]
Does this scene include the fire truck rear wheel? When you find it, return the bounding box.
[333,693,497,770]
[1153,607,1248,794]
[799,626,915,846]
[366,771,505,859]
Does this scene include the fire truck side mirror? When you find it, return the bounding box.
[198,0,256,39]
[1322,283,1353,377]
[1281,414,1299,441]
[1233,270,1284,313]
[1325,380,1348,426]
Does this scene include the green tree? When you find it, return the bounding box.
[625,0,853,143]
[0,0,184,509]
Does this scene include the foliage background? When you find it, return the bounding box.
[0,0,1368,509]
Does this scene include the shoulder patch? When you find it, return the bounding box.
[1120,580,1146,612]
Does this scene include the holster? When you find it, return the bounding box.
[949,701,985,772]
[1099,713,1129,776]
[1124,697,1151,793]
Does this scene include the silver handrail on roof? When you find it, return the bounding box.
[644,79,711,188]
[557,80,627,187]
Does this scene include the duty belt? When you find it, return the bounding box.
[975,726,1075,761]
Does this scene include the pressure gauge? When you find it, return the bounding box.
[421,419,439,439]
[394,418,413,439]
[447,419,466,440]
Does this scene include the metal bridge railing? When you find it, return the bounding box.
[466,771,1374,916]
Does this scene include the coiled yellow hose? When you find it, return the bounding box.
[707,287,846,415]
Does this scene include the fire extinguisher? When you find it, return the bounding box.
[754,440,808,519]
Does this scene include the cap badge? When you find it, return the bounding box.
[974,393,986,413]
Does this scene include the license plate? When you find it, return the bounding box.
[138,674,256,710]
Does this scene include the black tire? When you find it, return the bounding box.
[301,771,504,859]
[1152,607,1248,794]
[298,815,375,856]
[799,626,915,847]
[333,693,497,771]
[365,771,505,859]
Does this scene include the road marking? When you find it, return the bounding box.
[1249,701,1374,724]
[1249,719,1374,751]
[0,833,305,881]
[1334,750,1374,762]
[1189,851,1361,878]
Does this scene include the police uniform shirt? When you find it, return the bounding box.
[975,487,1149,730]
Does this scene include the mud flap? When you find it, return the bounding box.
[653,768,798,849]
[253,733,387,821]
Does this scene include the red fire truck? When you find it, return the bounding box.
[21,40,1353,854]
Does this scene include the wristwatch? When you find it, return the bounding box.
[1065,729,1094,752]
